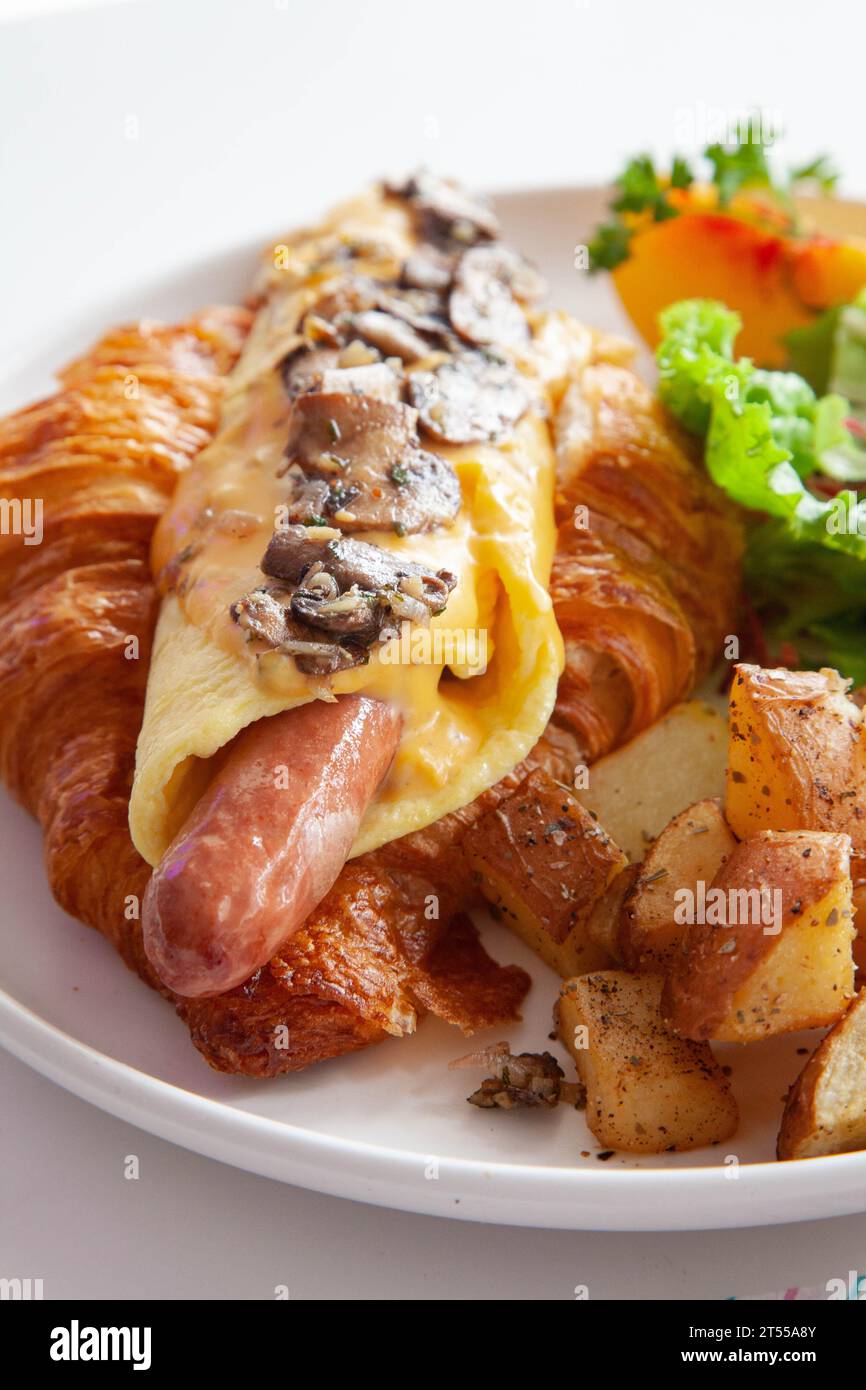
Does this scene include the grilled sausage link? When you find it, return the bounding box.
[142,696,402,997]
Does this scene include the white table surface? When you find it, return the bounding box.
[3,0,866,1300]
[6,1046,866,1301]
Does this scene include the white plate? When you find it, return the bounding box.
[2,186,864,1231]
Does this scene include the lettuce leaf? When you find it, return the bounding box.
[744,521,866,683]
[658,300,866,531]
[656,299,866,677]
[786,290,866,416]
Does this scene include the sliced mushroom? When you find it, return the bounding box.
[298,268,452,360]
[281,345,341,397]
[231,583,363,675]
[290,586,382,642]
[231,586,294,647]
[449,245,537,348]
[283,391,461,533]
[262,524,456,616]
[348,446,461,532]
[386,172,500,245]
[260,525,339,586]
[350,309,433,363]
[401,253,452,293]
[244,524,457,674]
[347,286,457,360]
[280,637,362,676]
[305,276,379,330]
[462,244,546,304]
[374,286,450,337]
[285,391,406,473]
[282,474,361,526]
[407,350,529,445]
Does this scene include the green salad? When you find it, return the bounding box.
[656,297,866,681]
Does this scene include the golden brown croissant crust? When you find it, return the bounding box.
[0,312,250,977]
[0,311,742,1078]
[550,362,743,760]
[0,310,531,1074]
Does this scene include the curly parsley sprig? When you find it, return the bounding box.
[588,127,839,272]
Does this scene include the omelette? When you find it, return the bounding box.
[128,174,572,996]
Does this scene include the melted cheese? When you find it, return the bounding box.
[130,188,564,867]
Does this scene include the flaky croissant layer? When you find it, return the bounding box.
[0,188,742,1077]
[0,312,251,984]
[0,306,533,1070]
[550,362,742,760]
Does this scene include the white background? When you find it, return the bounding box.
[2,0,866,1300]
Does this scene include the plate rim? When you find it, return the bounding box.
[3,186,866,1231]
[4,979,866,1231]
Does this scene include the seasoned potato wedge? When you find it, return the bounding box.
[620,799,737,972]
[464,768,625,977]
[778,990,866,1160]
[556,971,739,1153]
[576,701,728,862]
[726,665,866,867]
[585,863,640,962]
[663,830,856,1043]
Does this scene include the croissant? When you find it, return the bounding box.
[0,181,742,1080]
[549,361,743,760]
[0,306,531,1074]
[0,311,249,980]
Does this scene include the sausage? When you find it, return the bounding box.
[142,695,402,997]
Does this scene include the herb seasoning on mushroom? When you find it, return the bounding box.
[450,244,544,348]
[385,171,501,247]
[450,1042,572,1110]
[407,350,529,445]
[233,173,548,680]
[280,391,461,534]
[231,525,457,675]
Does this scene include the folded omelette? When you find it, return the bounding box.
[130,175,573,866]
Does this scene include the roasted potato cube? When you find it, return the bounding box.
[464,768,626,977]
[585,864,640,963]
[620,799,737,971]
[556,971,739,1153]
[726,665,866,869]
[778,990,866,1159]
[663,830,856,1043]
[576,701,727,862]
